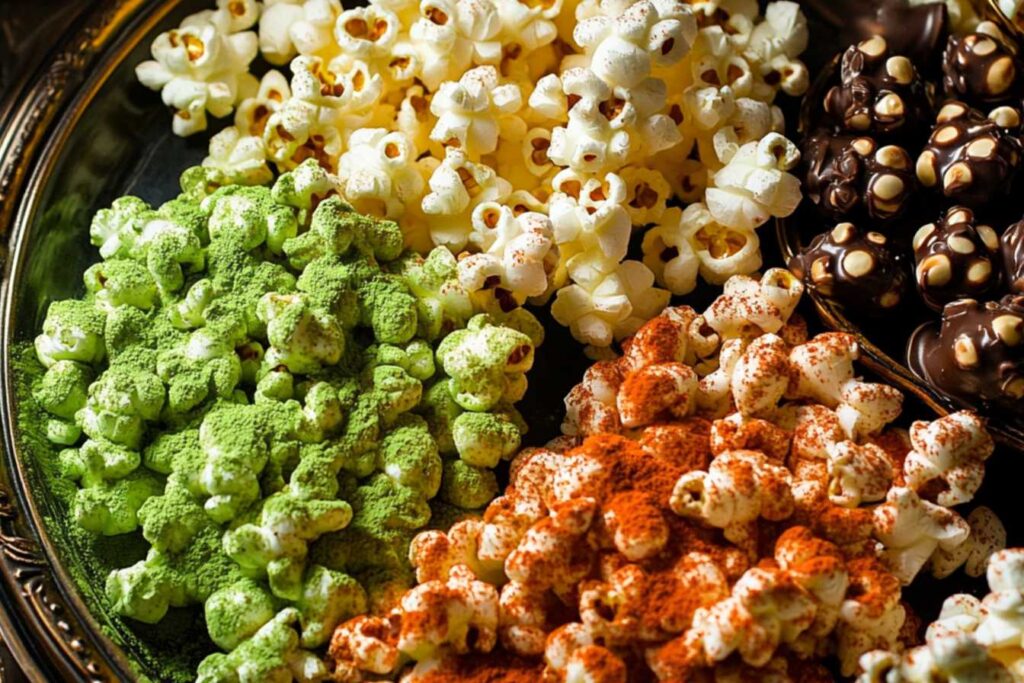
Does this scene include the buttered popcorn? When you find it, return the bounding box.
[139,0,810,348]
[327,273,1005,681]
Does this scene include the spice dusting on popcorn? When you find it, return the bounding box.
[325,270,1007,681]
[138,0,811,349]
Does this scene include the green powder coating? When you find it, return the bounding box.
[14,167,543,680]
[33,360,91,419]
[12,345,207,682]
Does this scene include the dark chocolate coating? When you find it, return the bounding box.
[823,35,933,139]
[912,206,1003,311]
[1001,219,1024,293]
[919,295,1024,404]
[802,132,917,223]
[916,101,1022,208]
[943,24,1024,110]
[841,0,949,76]
[789,221,908,315]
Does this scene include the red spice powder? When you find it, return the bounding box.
[411,651,546,682]
[639,419,712,472]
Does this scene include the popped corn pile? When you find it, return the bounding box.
[136,0,809,350]
[28,161,544,680]
[857,548,1024,682]
[324,269,1007,682]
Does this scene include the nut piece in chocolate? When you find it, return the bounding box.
[803,132,917,222]
[916,101,1022,208]
[913,206,1002,311]
[918,295,1024,405]
[1002,218,1024,293]
[824,35,933,138]
[943,21,1024,110]
[789,221,908,314]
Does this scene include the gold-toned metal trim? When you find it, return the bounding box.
[0,1,185,680]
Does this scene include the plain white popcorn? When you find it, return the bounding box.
[140,0,810,347]
[136,4,260,136]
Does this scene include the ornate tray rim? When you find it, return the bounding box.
[0,1,186,680]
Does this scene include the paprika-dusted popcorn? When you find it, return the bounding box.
[141,0,811,348]
[327,273,1003,681]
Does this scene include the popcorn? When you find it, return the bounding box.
[397,564,499,661]
[234,69,292,138]
[742,1,809,99]
[703,268,803,339]
[549,172,632,283]
[826,441,893,508]
[422,149,512,251]
[680,202,762,284]
[872,487,970,585]
[202,126,273,186]
[260,0,342,65]
[837,558,906,676]
[671,449,794,549]
[333,5,402,66]
[458,206,557,306]
[430,66,524,159]
[550,264,632,348]
[336,128,426,219]
[688,565,816,666]
[930,506,1006,580]
[136,9,259,136]
[903,411,994,507]
[641,207,700,295]
[704,132,802,232]
[573,0,698,89]
[787,333,903,440]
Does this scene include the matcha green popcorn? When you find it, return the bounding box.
[271,159,339,222]
[197,404,277,523]
[452,411,522,468]
[376,413,442,498]
[77,366,164,448]
[294,256,361,329]
[34,299,106,368]
[158,195,209,245]
[73,468,164,535]
[295,381,344,443]
[296,565,367,648]
[89,195,150,259]
[26,169,546,674]
[364,340,435,382]
[417,381,463,455]
[205,579,277,651]
[180,165,229,203]
[138,481,208,554]
[223,492,353,601]
[440,458,499,510]
[370,365,422,425]
[157,328,244,415]
[281,196,356,270]
[107,523,242,623]
[394,247,474,341]
[203,185,298,254]
[169,279,217,329]
[34,360,92,445]
[357,274,419,345]
[132,216,205,294]
[59,438,140,486]
[195,608,327,683]
[258,292,345,374]
[436,314,535,412]
[84,259,160,311]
